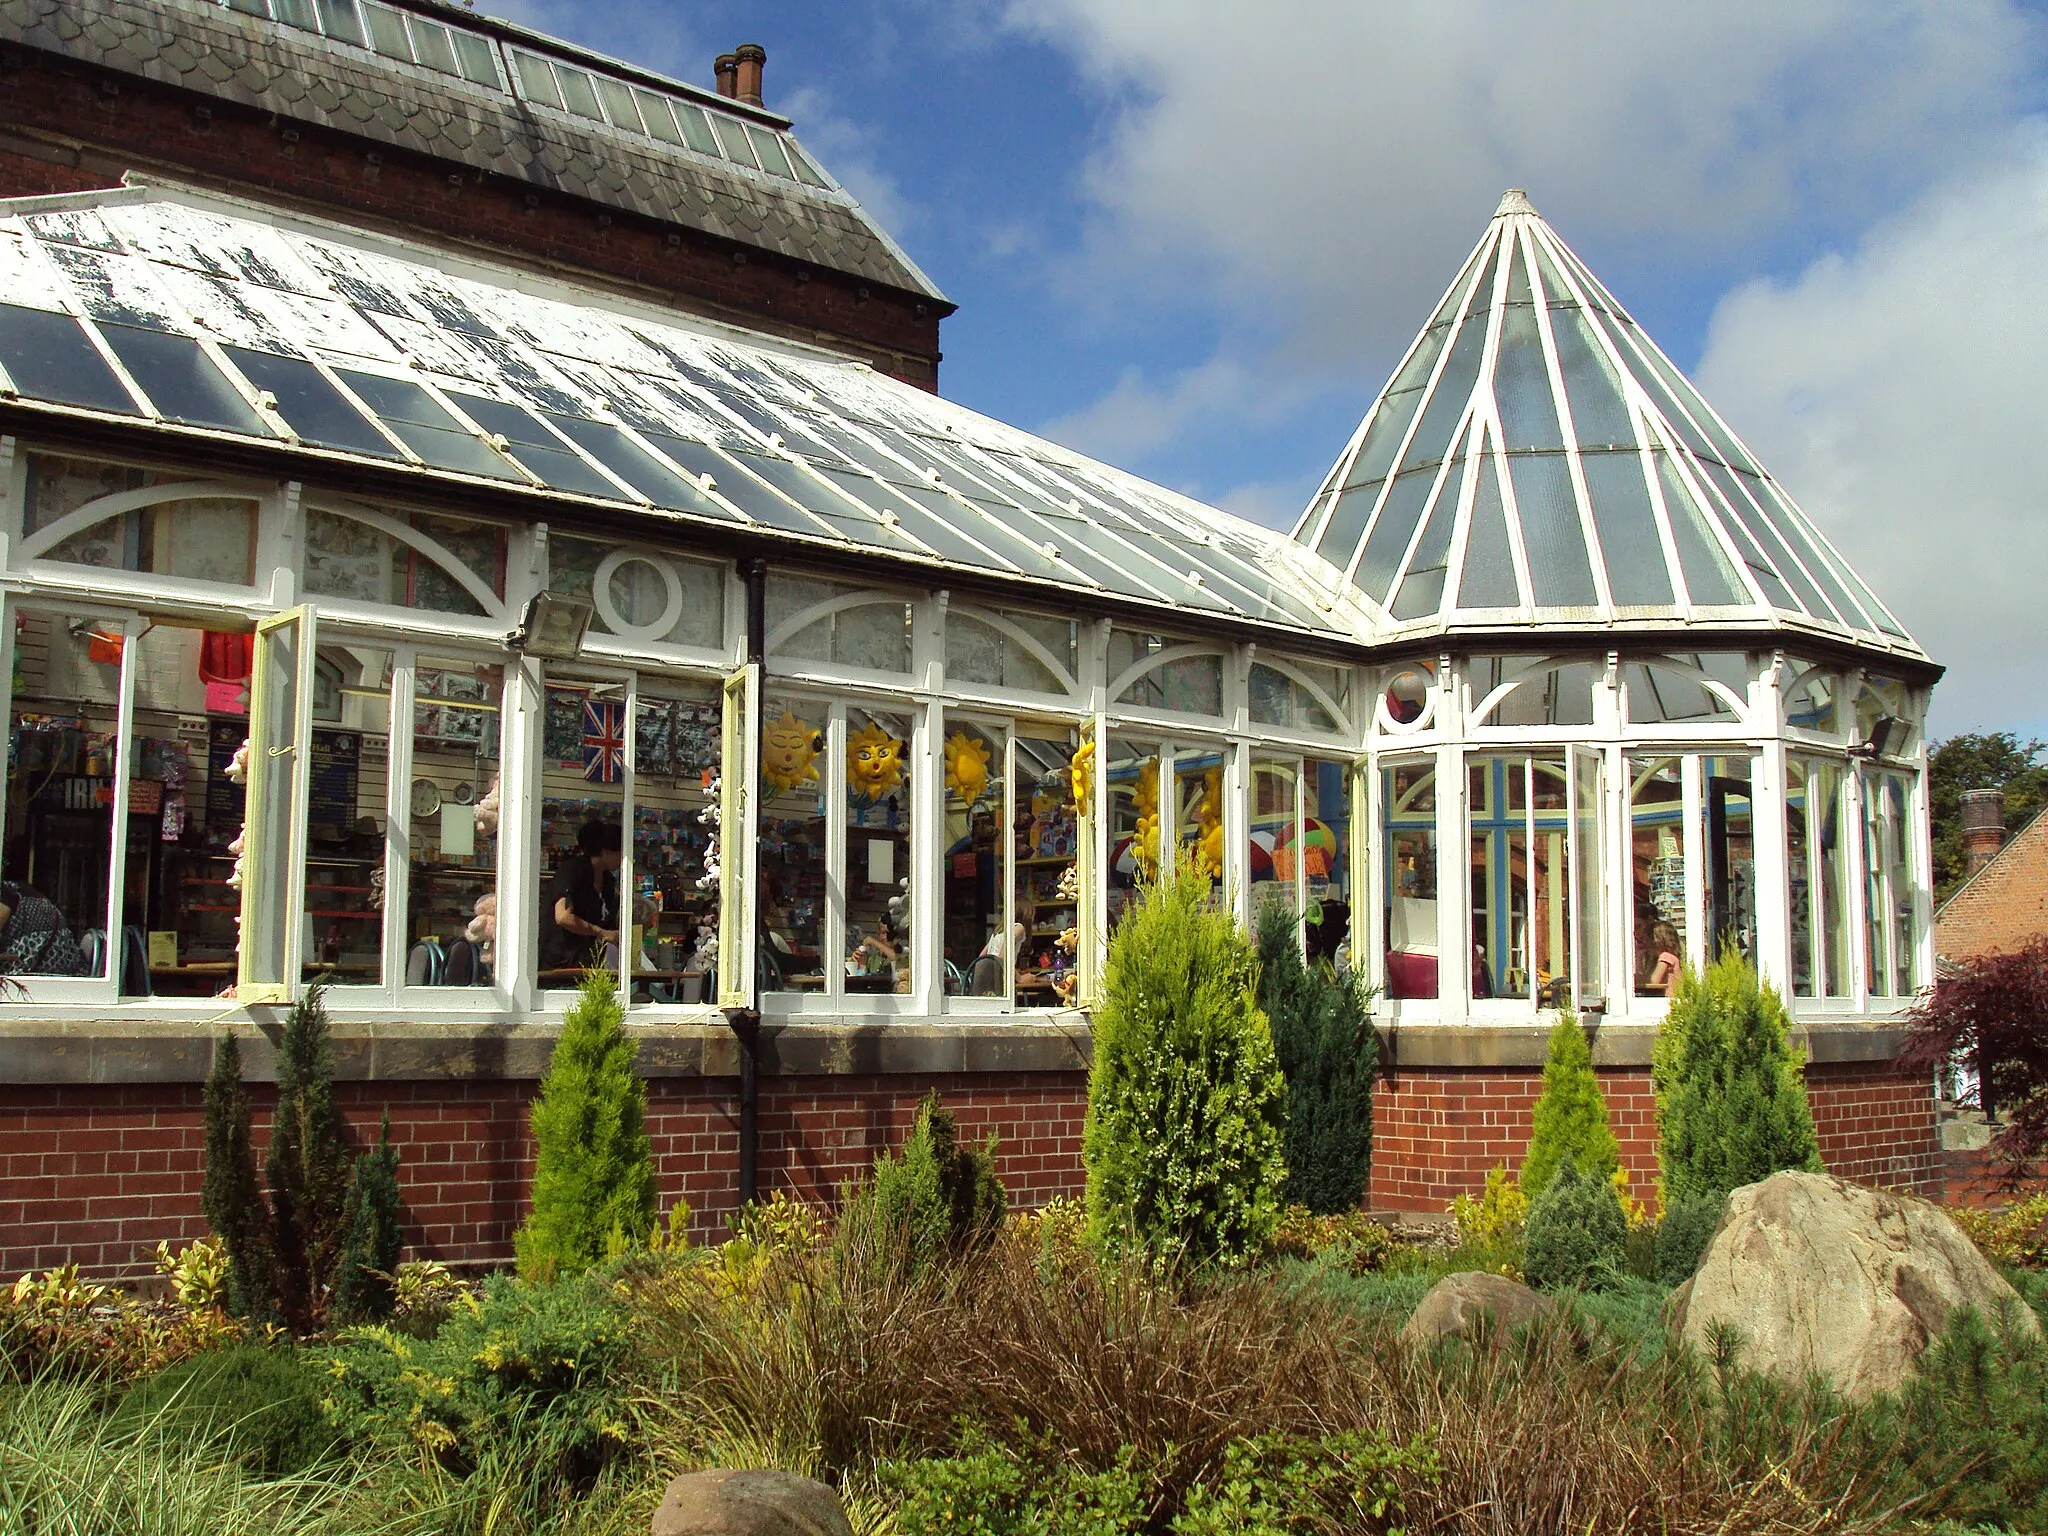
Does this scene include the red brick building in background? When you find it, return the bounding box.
[0,0,1942,1278]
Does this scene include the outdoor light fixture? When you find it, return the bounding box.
[1850,714,1905,760]
[507,590,594,660]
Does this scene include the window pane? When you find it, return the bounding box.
[757,694,826,996]
[944,719,1008,1001]
[0,304,139,415]
[844,705,912,994]
[408,657,503,990]
[672,102,720,155]
[712,114,759,166]
[512,50,563,108]
[1015,731,1080,1008]
[538,676,626,990]
[98,325,269,436]
[1105,737,1160,935]
[223,347,397,457]
[1384,761,1438,999]
[271,0,318,31]
[1629,755,1686,998]
[243,615,304,993]
[5,611,118,979]
[361,1,412,59]
[23,452,257,584]
[451,30,498,84]
[1509,452,1597,607]
[1176,746,1224,902]
[1706,755,1756,966]
[305,645,390,987]
[631,681,721,1004]
[333,370,519,480]
[1467,753,1574,1006]
[1574,749,1604,1008]
[408,18,458,74]
[1250,755,1297,925]
[1785,663,1838,733]
[556,67,605,120]
[946,611,1072,695]
[784,139,831,187]
[747,126,795,178]
[447,392,623,500]
[635,89,684,144]
[302,506,504,616]
[1303,758,1352,967]
[317,0,366,46]
[594,76,644,132]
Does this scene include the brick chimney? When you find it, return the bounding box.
[733,43,766,106]
[1961,787,2007,877]
[714,52,738,98]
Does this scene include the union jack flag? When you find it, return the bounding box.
[582,700,626,783]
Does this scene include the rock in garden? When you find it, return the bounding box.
[1672,1170,2041,1400]
[1401,1270,1554,1345]
[652,1470,853,1536]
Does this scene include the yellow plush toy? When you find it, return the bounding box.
[1193,765,1224,879]
[1070,733,1095,817]
[761,711,823,795]
[847,719,907,798]
[944,730,992,805]
[1132,757,1161,879]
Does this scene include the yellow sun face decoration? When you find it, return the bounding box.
[761,711,823,795]
[944,730,992,805]
[847,720,907,799]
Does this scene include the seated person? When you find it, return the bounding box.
[1643,921,1683,998]
[540,819,621,972]
[0,875,86,975]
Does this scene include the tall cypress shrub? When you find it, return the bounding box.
[840,1091,1005,1271]
[1085,856,1287,1268]
[267,982,355,1330]
[202,1031,276,1323]
[1254,901,1376,1214]
[516,970,655,1280]
[332,1112,405,1325]
[1654,949,1822,1204]
[1520,1011,1621,1198]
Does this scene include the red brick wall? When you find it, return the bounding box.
[0,1073,1088,1280]
[1365,1060,1941,1212]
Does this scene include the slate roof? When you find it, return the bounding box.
[0,0,946,304]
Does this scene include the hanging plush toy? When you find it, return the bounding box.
[1194,765,1225,880]
[762,711,824,794]
[1132,757,1161,879]
[473,777,501,838]
[1070,733,1095,817]
[846,720,906,799]
[943,730,991,805]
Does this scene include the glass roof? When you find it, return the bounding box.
[0,190,1360,641]
[1295,189,1920,654]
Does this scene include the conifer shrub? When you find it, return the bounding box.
[1654,950,1822,1204]
[1523,1156,1628,1292]
[267,982,355,1331]
[201,1032,276,1324]
[1254,901,1376,1215]
[840,1091,1005,1271]
[112,1344,333,1475]
[1084,856,1287,1268]
[331,1112,404,1326]
[1655,1192,1725,1284]
[516,969,655,1281]
[1519,1011,1621,1199]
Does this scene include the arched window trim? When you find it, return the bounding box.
[1250,655,1353,736]
[1621,655,1751,727]
[306,500,509,621]
[18,480,264,568]
[946,602,1080,697]
[1106,640,1227,715]
[766,589,908,661]
[1467,653,1603,728]
[1783,660,1841,734]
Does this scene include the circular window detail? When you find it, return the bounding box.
[593,549,685,642]
[1379,666,1435,731]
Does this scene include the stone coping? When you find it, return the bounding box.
[0,1014,1907,1085]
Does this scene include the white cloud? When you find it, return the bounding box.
[1004,0,2041,364]
[1039,356,1259,463]
[777,85,922,241]
[1695,129,2048,738]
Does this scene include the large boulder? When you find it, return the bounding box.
[1401,1270,1554,1346]
[1671,1170,2040,1399]
[652,1470,853,1536]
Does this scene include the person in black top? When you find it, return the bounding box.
[541,819,622,971]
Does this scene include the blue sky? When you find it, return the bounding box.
[489,0,2048,743]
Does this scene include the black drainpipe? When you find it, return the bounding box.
[725,558,768,1207]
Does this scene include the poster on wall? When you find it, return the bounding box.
[204,719,247,834]
[308,730,361,843]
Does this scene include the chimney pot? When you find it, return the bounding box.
[1961,787,2008,877]
[714,53,738,98]
[733,42,766,106]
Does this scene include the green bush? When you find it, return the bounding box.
[1522,1156,1628,1292]
[1655,1192,1725,1285]
[1172,1428,1437,1534]
[331,1112,404,1326]
[267,983,356,1332]
[841,1091,1005,1271]
[202,1032,276,1324]
[1654,950,1822,1205]
[1084,856,1288,1269]
[1254,901,1376,1215]
[1519,1011,1620,1199]
[113,1344,333,1475]
[515,970,656,1281]
[324,1269,635,1496]
[882,1434,1149,1535]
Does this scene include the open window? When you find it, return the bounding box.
[238,606,316,1003]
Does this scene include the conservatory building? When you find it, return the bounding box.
[0,0,1939,1275]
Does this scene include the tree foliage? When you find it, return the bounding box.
[1520,1011,1620,1199]
[1902,939,2048,1187]
[201,1032,276,1324]
[266,982,355,1331]
[1930,731,2048,900]
[516,969,656,1281]
[1085,856,1288,1268]
[841,1091,1006,1271]
[331,1112,405,1326]
[1523,1155,1629,1292]
[1254,901,1376,1214]
[1653,951,1822,1203]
